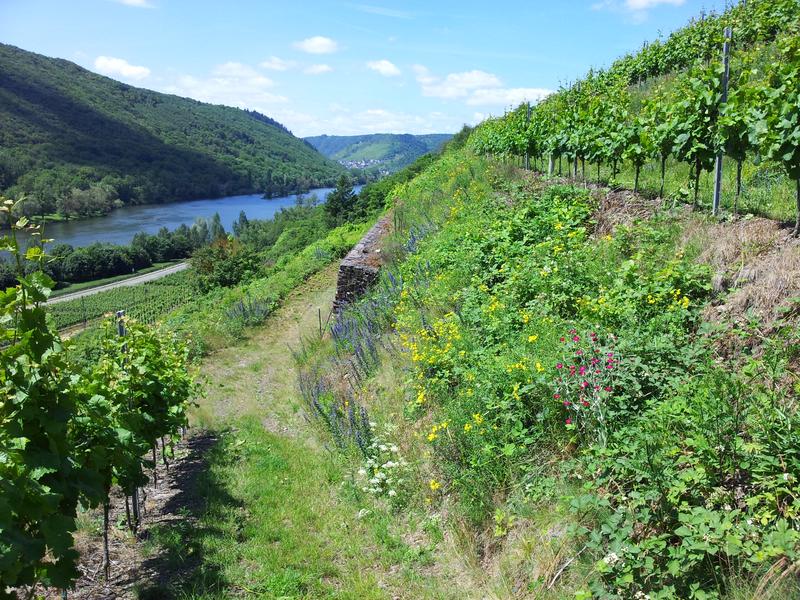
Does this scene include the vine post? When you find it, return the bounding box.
[713,27,732,216]
[116,309,141,530]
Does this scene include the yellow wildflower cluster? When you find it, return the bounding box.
[416,386,427,405]
[506,357,528,374]
[670,288,690,309]
[429,479,441,491]
[528,334,538,343]
[427,421,449,442]
[486,297,504,314]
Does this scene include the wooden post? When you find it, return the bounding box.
[524,102,531,171]
[712,27,732,217]
[117,310,140,530]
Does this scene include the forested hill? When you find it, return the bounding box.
[0,43,344,218]
[304,133,451,174]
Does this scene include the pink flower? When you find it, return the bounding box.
[572,335,580,342]
[580,381,589,389]
[575,349,583,356]
[582,400,590,407]
[556,363,563,369]
[579,366,587,375]
[553,393,561,399]
[565,418,572,425]
[603,386,612,392]
[560,337,566,343]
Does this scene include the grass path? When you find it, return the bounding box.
[141,264,461,599]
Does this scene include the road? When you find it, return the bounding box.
[47,262,189,305]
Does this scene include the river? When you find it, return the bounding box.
[20,185,362,249]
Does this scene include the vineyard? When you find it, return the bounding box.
[469,0,800,231]
[0,216,195,597]
[48,271,195,331]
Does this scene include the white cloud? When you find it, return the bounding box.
[293,36,338,54]
[260,56,294,71]
[625,0,685,8]
[592,0,685,21]
[304,64,333,75]
[412,64,551,109]
[161,62,287,111]
[348,4,413,19]
[366,59,401,77]
[284,106,459,137]
[467,87,552,106]
[114,0,153,7]
[414,66,501,99]
[93,56,151,80]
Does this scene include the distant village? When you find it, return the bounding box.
[338,158,391,176]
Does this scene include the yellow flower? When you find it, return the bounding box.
[473,413,484,425]
[603,234,613,241]
[427,432,438,442]
[554,222,563,230]
[528,334,538,343]
[535,361,544,373]
[464,422,473,432]
[429,479,441,491]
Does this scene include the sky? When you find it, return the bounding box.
[0,0,728,137]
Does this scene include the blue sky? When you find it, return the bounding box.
[1,0,727,137]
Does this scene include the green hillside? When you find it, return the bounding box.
[0,43,344,219]
[305,132,451,174]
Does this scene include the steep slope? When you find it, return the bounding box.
[0,44,344,216]
[305,132,451,174]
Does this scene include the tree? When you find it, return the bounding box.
[209,212,226,241]
[324,174,355,227]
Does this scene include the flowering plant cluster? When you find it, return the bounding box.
[553,329,621,446]
[357,432,409,505]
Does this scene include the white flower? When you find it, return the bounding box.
[379,444,388,452]
[388,490,397,497]
[369,478,379,485]
[357,468,367,476]
[390,445,399,453]
[603,552,620,566]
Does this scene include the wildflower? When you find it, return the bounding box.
[388,489,397,497]
[603,552,621,567]
[427,432,438,442]
[603,386,612,392]
[553,393,561,399]
[556,363,563,369]
[429,479,441,491]
[565,418,572,425]
[473,413,484,425]
[572,335,580,342]
[535,362,544,373]
[464,422,473,432]
[554,222,563,230]
[528,334,538,343]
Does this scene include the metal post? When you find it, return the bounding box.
[712,27,732,217]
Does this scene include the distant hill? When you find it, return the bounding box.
[305,133,452,175]
[0,43,344,219]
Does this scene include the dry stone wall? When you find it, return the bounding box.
[332,215,392,313]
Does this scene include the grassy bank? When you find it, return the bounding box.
[296,148,800,598]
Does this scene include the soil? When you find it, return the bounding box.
[37,433,217,599]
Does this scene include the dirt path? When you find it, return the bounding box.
[195,262,338,427]
[47,262,189,305]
